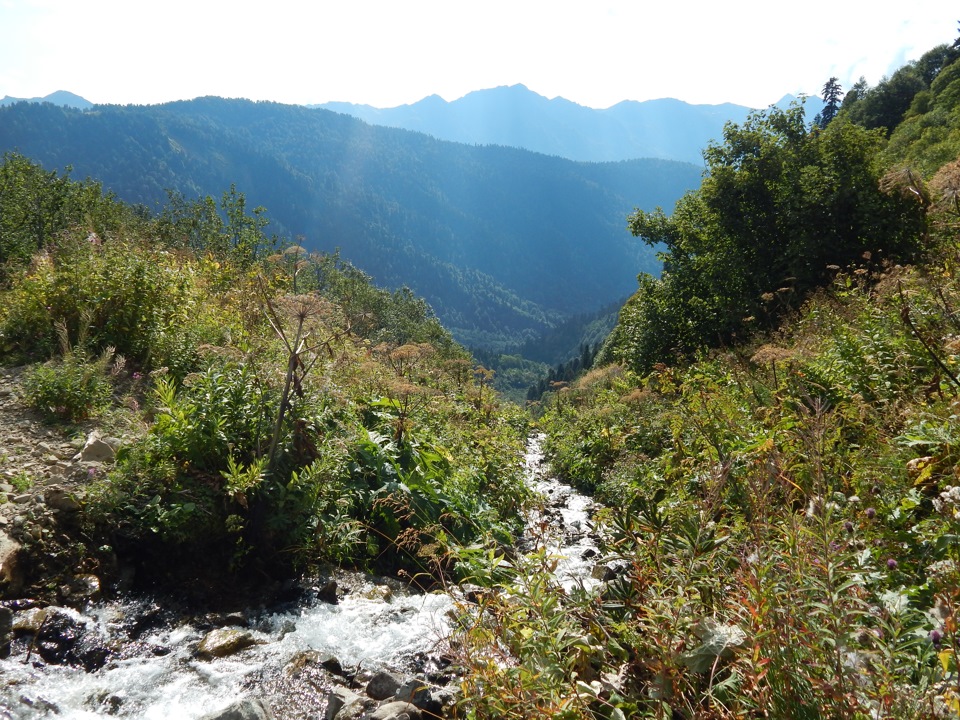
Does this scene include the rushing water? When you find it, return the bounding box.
[522,434,602,592]
[0,436,600,719]
[0,587,455,720]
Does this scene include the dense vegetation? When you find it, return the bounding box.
[0,153,530,592]
[5,33,960,719]
[450,40,960,718]
[0,98,703,351]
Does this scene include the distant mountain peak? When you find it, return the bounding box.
[0,90,93,109]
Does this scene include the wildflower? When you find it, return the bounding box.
[844,521,854,534]
[887,558,898,570]
[87,467,97,479]
[930,629,942,648]
[866,507,876,519]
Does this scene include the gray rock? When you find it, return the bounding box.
[392,679,438,713]
[325,686,367,720]
[199,698,276,720]
[13,607,48,633]
[196,628,257,659]
[366,670,403,700]
[0,529,23,594]
[77,434,116,463]
[44,485,81,513]
[60,574,102,605]
[365,701,421,720]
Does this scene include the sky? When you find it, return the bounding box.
[0,0,956,110]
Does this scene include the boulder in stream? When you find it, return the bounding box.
[33,606,110,671]
[366,669,402,700]
[325,686,369,720]
[199,697,276,720]
[365,701,421,720]
[196,627,258,659]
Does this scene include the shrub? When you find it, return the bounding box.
[23,348,114,422]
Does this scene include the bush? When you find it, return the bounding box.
[23,349,114,422]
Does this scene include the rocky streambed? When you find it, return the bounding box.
[0,431,605,720]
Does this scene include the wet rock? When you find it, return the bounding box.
[361,584,393,602]
[17,695,60,714]
[591,563,617,582]
[284,649,345,679]
[366,670,403,700]
[365,701,421,720]
[60,574,102,605]
[392,679,441,715]
[325,685,368,720]
[318,651,346,676]
[316,576,339,604]
[199,697,276,720]
[196,628,258,659]
[0,606,12,658]
[0,528,24,594]
[201,611,248,628]
[13,606,48,633]
[90,692,124,714]
[35,606,110,671]
[459,583,489,604]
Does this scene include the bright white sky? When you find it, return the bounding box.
[0,0,956,109]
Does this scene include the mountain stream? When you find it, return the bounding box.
[0,435,601,719]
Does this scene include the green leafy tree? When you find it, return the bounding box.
[0,152,132,278]
[605,104,926,374]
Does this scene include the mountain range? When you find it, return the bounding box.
[316,84,824,165]
[0,97,704,350]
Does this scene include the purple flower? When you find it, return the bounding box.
[844,521,855,534]
[930,629,942,647]
[866,507,877,519]
[87,467,97,479]
[887,558,898,570]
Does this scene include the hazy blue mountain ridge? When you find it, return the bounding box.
[0,90,93,110]
[315,85,824,164]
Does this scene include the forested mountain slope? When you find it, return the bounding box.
[0,98,702,350]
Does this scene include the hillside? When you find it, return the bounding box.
[466,39,960,718]
[317,84,824,164]
[0,97,702,350]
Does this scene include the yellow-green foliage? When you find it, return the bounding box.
[885,55,960,176]
[475,261,960,717]
[0,154,531,585]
